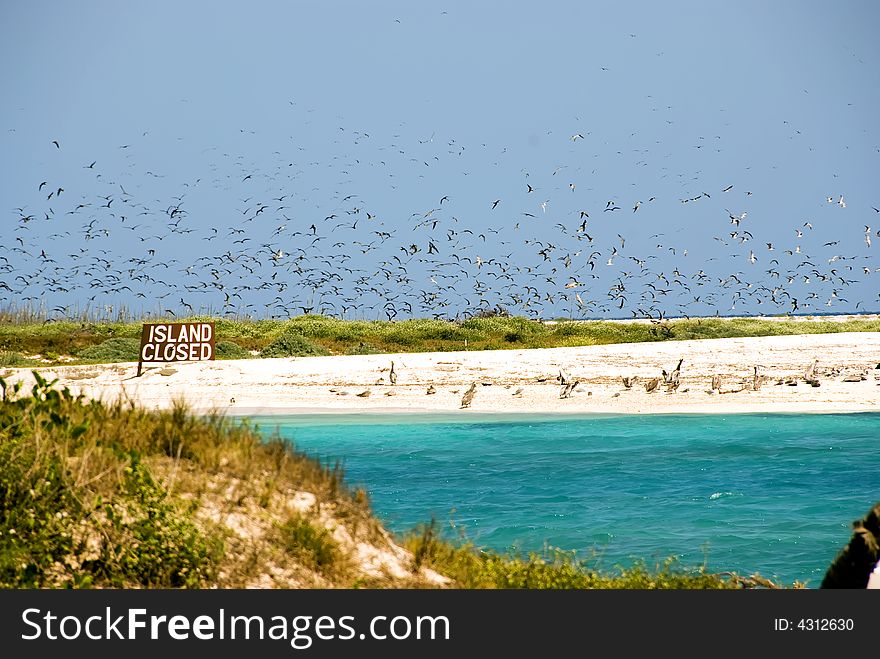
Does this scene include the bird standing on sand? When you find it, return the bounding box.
[645,378,660,393]
[460,383,477,408]
[560,380,579,399]
[557,368,571,385]
[804,358,818,383]
[389,361,397,385]
[670,358,683,384]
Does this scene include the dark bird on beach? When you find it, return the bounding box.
[560,380,579,399]
[460,383,477,408]
[557,368,571,385]
[645,378,660,393]
[804,358,818,383]
[389,361,397,385]
[669,358,683,384]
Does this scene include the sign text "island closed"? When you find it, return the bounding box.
[139,322,215,363]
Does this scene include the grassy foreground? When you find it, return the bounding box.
[0,372,791,589]
[2,314,880,367]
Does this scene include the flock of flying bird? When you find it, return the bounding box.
[2,122,879,323]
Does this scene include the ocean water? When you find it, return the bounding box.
[248,412,880,586]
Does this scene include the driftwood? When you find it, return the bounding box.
[821,502,880,589]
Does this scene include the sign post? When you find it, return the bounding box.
[137,322,216,376]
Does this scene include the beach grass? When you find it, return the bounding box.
[1,313,879,366]
[0,371,374,588]
[402,518,792,589]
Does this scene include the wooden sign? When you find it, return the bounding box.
[137,322,215,376]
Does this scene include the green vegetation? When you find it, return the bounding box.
[402,519,789,589]
[275,515,346,579]
[0,351,41,368]
[260,327,331,358]
[0,373,792,589]
[76,337,141,362]
[344,342,384,356]
[0,372,373,588]
[1,313,879,366]
[215,340,251,360]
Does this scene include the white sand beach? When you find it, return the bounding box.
[4,332,879,415]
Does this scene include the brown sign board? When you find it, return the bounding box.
[137,322,215,376]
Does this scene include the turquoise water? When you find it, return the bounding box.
[248,412,880,586]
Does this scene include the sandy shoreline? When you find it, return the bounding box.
[3,332,879,416]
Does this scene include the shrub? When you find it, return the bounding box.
[215,341,250,360]
[276,515,343,578]
[0,372,218,587]
[345,342,383,355]
[0,351,39,367]
[77,338,141,362]
[87,457,219,587]
[260,329,330,358]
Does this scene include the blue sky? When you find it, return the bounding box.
[1,1,878,320]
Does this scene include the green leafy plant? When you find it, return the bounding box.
[215,340,250,360]
[77,338,141,362]
[260,329,330,358]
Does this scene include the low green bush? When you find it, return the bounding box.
[345,342,384,355]
[276,515,344,578]
[260,329,330,358]
[0,351,39,367]
[215,341,250,360]
[77,338,141,362]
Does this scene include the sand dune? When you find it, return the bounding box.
[3,332,879,415]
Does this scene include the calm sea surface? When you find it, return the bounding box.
[247,412,880,586]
